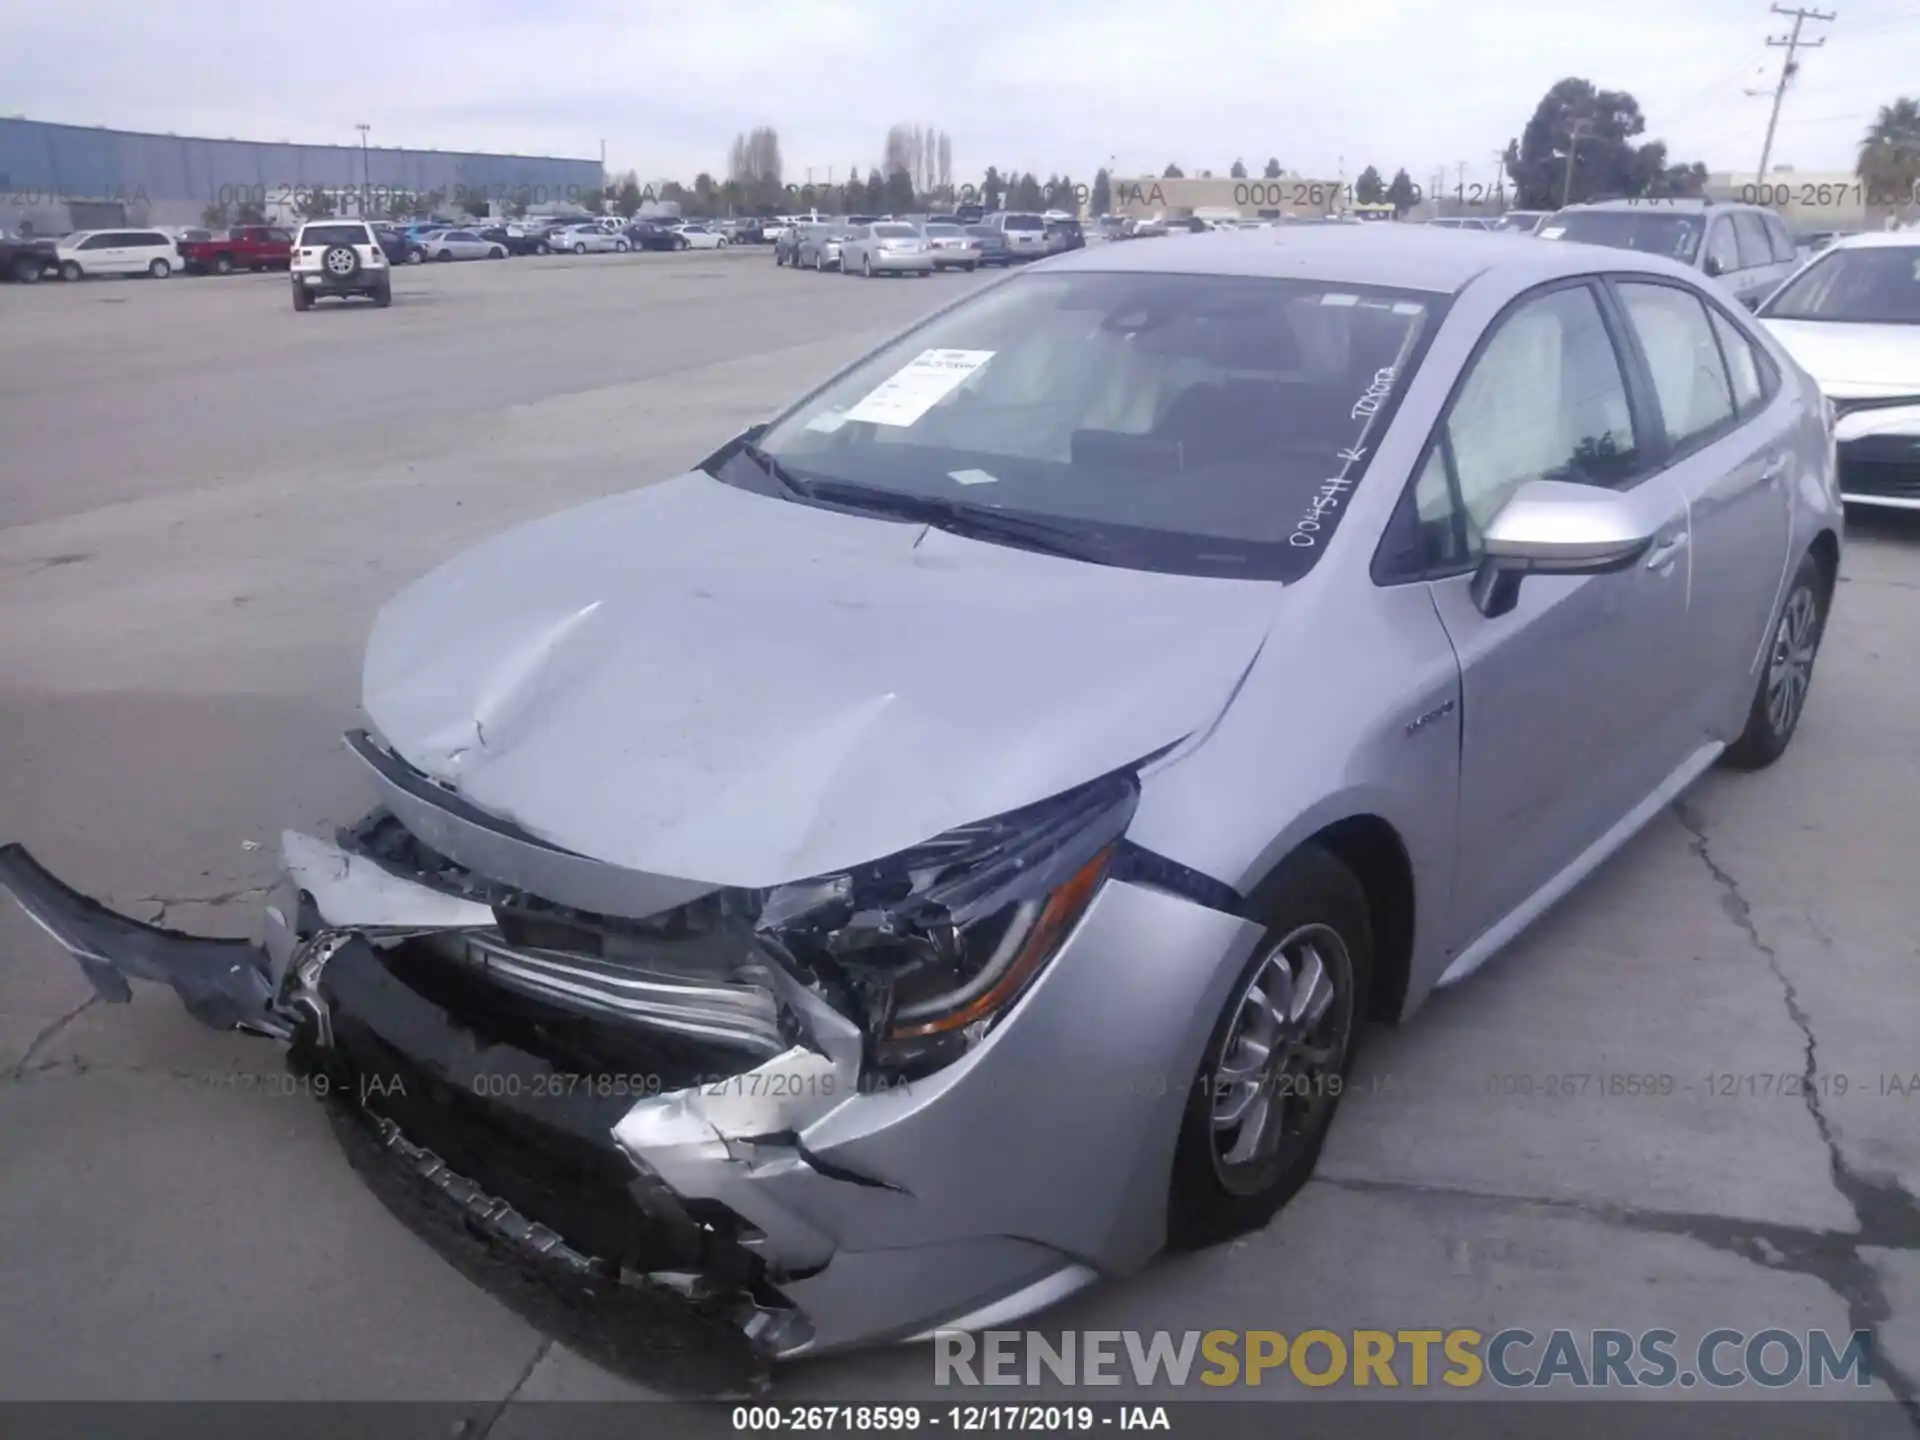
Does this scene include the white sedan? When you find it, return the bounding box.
[672,224,730,250]
[554,225,629,254]
[1758,229,1920,511]
[420,229,508,262]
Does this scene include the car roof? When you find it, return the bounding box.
[1824,229,1920,251]
[1037,221,1703,294]
[1557,197,1756,214]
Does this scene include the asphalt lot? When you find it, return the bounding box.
[1,246,1917,1424]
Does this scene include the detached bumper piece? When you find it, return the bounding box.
[0,839,787,1396]
[0,844,286,1035]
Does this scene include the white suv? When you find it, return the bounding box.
[290,220,390,310]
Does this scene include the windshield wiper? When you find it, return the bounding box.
[740,441,814,499]
[802,480,1109,562]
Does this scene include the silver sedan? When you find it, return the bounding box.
[553,224,629,255]
[0,224,1841,1396]
[839,221,935,277]
[420,229,508,261]
[922,222,983,271]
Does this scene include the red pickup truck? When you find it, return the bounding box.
[179,225,295,275]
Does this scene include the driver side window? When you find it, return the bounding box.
[1404,284,1641,573]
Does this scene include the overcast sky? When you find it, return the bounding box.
[5,0,1914,189]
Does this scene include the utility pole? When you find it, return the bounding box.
[355,123,370,213]
[1757,5,1834,183]
[1561,120,1593,207]
[1492,148,1508,208]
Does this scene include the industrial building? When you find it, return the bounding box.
[0,117,602,235]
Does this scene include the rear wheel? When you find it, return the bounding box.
[437,250,454,262]
[675,237,688,251]
[573,242,587,255]
[862,255,874,277]
[1721,549,1831,770]
[1166,844,1373,1250]
[148,258,171,278]
[12,255,45,283]
[60,261,83,282]
[292,286,311,312]
[373,281,392,308]
[214,254,234,275]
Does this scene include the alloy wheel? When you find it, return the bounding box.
[1209,923,1354,1191]
[1766,584,1819,736]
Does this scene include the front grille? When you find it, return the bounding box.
[1839,436,1920,500]
[1832,395,1920,424]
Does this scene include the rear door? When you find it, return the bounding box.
[1607,278,1795,736]
[1728,211,1783,309]
[1401,279,1696,952]
[1703,216,1745,302]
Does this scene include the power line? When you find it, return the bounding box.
[1756,4,1836,182]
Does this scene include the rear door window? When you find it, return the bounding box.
[1730,212,1774,270]
[1705,218,1742,274]
[1761,212,1797,264]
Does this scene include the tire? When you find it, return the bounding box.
[718,237,729,247]
[12,255,44,283]
[437,250,454,262]
[214,254,234,275]
[965,262,977,272]
[292,286,311,312]
[775,248,785,266]
[148,258,171,278]
[862,255,874,277]
[373,281,392,308]
[573,243,587,255]
[536,242,550,256]
[813,251,823,271]
[1165,844,1374,1252]
[408,249,424,264]
[675,237,688,251]
[1721,549,1831,771]
[60,261,83,282]
[615,240,629,253]
[490,247,506,259]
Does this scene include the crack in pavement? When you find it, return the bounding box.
[7,995,98,1081]
[1674,801,1920,1426]
[131,884,274,929]
[472,1338,554,1439]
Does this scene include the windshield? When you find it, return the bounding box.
[722,271,1445,580]
[874,223,917,237]
[1003,214,1044,231]
[1541,210,1703,262]
[926,224,964,238]
[1761,246,1920,324]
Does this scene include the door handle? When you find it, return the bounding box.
[1761,453,1790,484]
[1644,531,1689,571]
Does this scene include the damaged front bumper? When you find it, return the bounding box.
[0,772,1263,1394]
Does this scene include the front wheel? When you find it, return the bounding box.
[12,255,44,283]
[573,243,586,255]
[615,240,629,252]
[1166,844,1373,1251]
[862,255,874,277]
[674,238,688,251]
[536,242,550,256]
[214,254,234,275]
[148,258,172,278]
[1721,549,1831,770]
[490,247,506,259]
[60,261,83,282]
[964,262,978,272]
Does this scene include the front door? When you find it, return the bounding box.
[1415,281,1697,952]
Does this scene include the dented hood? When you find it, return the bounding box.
[361,472,1276,889]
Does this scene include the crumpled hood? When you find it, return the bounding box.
[362,472,1278,889]
[1762,319,1920,393]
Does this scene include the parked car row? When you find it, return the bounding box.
[772,212,1084,276]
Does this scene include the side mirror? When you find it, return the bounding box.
[1703,255,1724,278]
[1469,480,1662,618]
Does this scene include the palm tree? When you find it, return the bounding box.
[1857,98,1920,208]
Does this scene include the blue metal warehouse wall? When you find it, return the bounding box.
[0,118,601,228]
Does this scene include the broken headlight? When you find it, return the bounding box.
[756,770,1139,1078]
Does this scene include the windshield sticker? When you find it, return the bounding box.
[1320,293,1359,306]
[842,349,995,427]
[1539,226,1566,239]
[948,468,1000,486]
[1288,322,1424,550]
[804,410,850,434]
